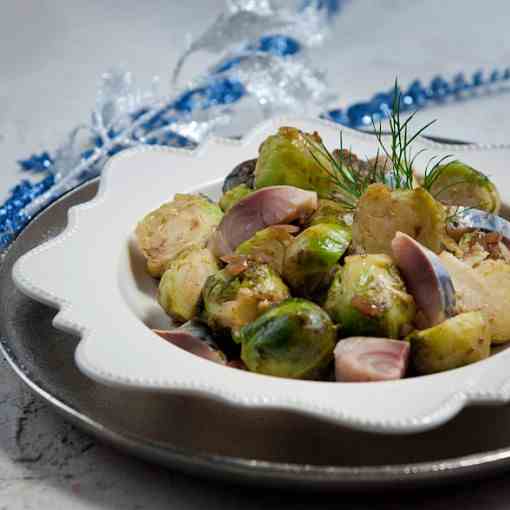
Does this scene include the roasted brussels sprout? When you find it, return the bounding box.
[283,223,351,294]
[307,199,352,228]
[475,259,510,343]
[254,127,336,198]
[208,185,317,258]
[407,311,490,374]
[235,225,296,274]
[439,252,510,344]
[135,193,223,277]
[219,184,252,212]
[202,262,290,334]
[352,184,446,255]
[238,298,336,379]
[158,247,218,322]
[428,161,501,214]
[324,254,415,338]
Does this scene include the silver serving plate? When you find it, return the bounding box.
[3,179,510,490]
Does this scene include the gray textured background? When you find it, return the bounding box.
[2,1,510,507]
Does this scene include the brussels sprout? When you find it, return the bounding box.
[283,223,351,294]
[219,184,252,212]
[308,199,352,228]
[439,252,510,344]
[238,298,336,379]
[158,247,218,322]
[428,161,501,214]
[202,262,290,334]
[235,226,296,274]
[135,194,223,277]
[324,254,416,338]
[407,311,490,374]
[254,127,336,198]
[475,259,510,344]
[352,184,446,255]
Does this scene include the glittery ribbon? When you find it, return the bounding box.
[2,0,509,250]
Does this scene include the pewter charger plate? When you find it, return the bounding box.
[3,179,510,491]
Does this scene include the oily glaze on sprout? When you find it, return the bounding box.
[324,254,416,339]
[238,299,336,379]
[135,120,510,383]
[283,223,351,296]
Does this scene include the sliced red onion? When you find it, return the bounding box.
[334,337,410,382]
[208,185,317,257]
[222,158,256,192]
[455,208,510,246]
[392,232,456,328]
[153,320,226,365]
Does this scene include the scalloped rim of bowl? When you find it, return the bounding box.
[11,116,510,434]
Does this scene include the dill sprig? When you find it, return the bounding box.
[422,154,455,191]
[305,132,365,210]
[305,79,456,207]
[372,80,435,190]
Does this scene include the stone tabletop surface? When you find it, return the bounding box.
[2,1,510,508]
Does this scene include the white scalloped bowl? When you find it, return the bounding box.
[12,117,510,434]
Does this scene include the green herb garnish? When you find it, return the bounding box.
[305,80,455,207]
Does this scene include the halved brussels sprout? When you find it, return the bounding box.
[324,254,416,338]
[238,298,336,379]
[254,127,336,198]
[136,193,223,277]
[439,252,510,344]
[235,225,296,274]
[407,311,490,374]
[307,199,352,228]
[219,184,252,212]
[475,259,510,344]
[428,161,501,214]
[352,184,446,255]
[158,247,218,322]
[283,223,351,295]
[202,262,290,334]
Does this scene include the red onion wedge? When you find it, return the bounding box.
[392,231,456,328]
[153,320,226,365]
[208,185,317,257]
[334,337,410,382]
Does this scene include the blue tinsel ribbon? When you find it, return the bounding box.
[3,0,510,250]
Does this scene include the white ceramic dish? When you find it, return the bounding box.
[12,116,510,434]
